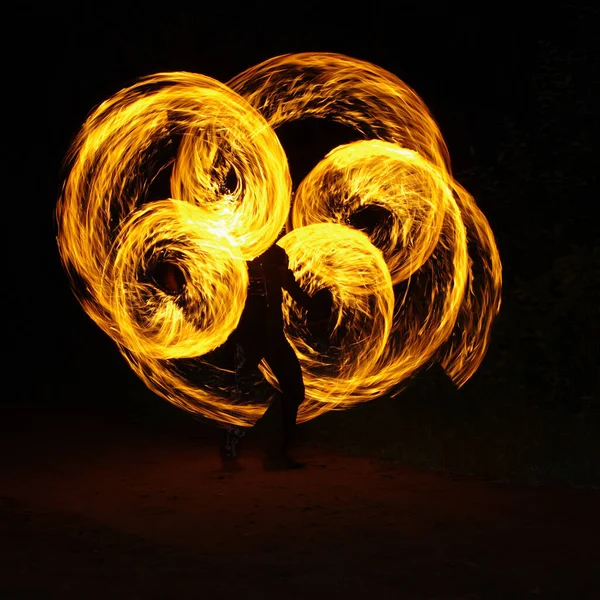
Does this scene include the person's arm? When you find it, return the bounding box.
[281,267,313,310]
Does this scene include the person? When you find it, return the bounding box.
[222,242,315,470]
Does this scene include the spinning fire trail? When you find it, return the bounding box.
[56,53,502,427]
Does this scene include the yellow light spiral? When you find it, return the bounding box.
[230,52,502,391]
[56,53,502,427]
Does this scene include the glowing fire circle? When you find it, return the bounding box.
[56,53,502,427]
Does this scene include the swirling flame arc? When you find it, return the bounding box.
[56,53,502,426]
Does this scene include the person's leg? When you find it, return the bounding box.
[222,424,246,463]
[221,342,262,463]
[264,336,306,468]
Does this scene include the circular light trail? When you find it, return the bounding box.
[56,54,502,426]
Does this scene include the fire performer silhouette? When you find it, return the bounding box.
[152,241,331,470]
[222,242,316,470]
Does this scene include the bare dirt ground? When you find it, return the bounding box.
[1,405,598,600]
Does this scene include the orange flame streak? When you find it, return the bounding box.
[56,54,502,427]
[228,52,450,171]
[292,140,449,285]
[56,72,290,425]
[275,223,395,421]
[230,52,502,395]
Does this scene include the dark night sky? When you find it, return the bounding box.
[6,7,598,410]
